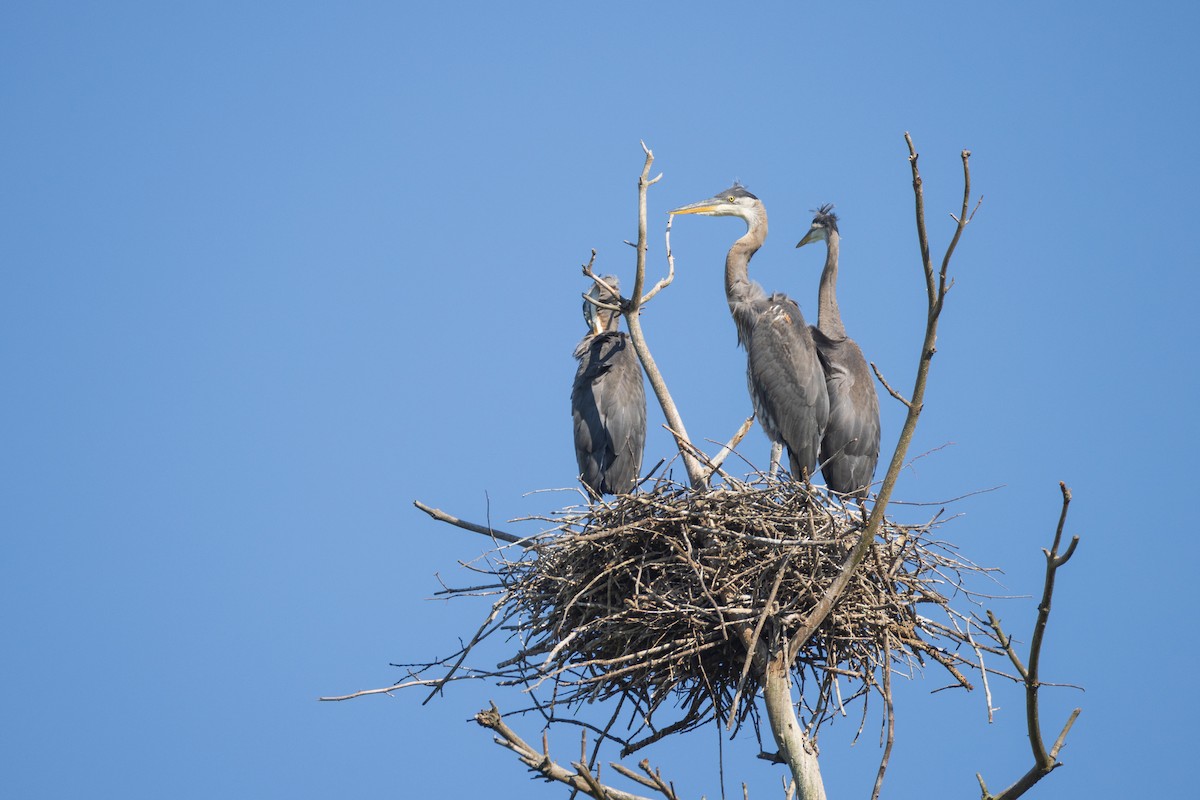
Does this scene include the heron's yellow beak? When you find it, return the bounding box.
[669,202,719,216]
[796,229,822,249]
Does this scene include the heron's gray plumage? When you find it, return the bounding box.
[672,186,829,479]
[571,277,647,496]
[798,205,881,497]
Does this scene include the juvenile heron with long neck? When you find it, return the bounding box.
[571,277,647,496]
[671,185,829,480]
[797,205,880,497]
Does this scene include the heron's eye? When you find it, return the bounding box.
[726,196,735,202]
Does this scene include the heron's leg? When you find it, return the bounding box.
[768,441,783,479]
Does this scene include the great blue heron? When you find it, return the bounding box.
[571,277,647,496]
[796,205,881,497]
[671,185,829,480]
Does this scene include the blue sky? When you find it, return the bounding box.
[3,2,1196,797]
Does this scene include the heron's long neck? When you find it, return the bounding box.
[817,230,846,339]
[725,211,767,307]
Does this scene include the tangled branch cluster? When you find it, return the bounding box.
[437,478,998,752]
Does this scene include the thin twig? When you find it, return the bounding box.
[413,500,526,545]
[727,556,791,729]
[423,599,508,704]
[869,634,895,800]
[967,623,997,722]
[638,214,676,305]
[705,414,757,478]
[319,674,480,702]
[663,423,734,483]
[869,362,911,408]
[580,254,623,313]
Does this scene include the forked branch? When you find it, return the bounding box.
[475,703,681,800]
[979,482,1082,800]
[751,135,979,800]
[619,142,706,489]
[784,134,978,664]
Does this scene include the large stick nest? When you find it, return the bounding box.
[436,478,997,752]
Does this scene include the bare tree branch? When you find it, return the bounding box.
[474,704,678,800]
[638,214,677,305]
[319,675,477,702]
[759,651,825,800]
[705,414,757,479]
[412,500,527,545]
[979,482,1083,800]
[662,422,737,484]
[633,760,681,800]
[423,599,510,704]
[869,362,911,408]
[581,250,623,311]
[620,142,707,488]
[609,762,662,792]
[712,135,981,800]
[783,134,975,667]
[869,633,895,800]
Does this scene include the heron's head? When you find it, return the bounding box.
[670,184,761,222]
[583,276,621,335]
[796,204,839,248]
